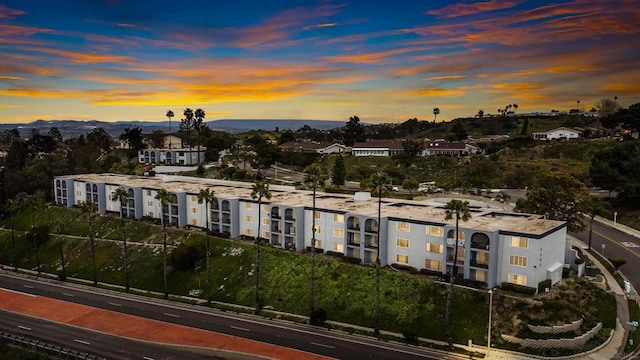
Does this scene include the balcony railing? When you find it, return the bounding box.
[470,260,489,269]
[471,242,490,250]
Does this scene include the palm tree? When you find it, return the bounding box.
[586,199,608,250]
[80,199,99,286]
[112,187,131,292]
[304,163,328,319]
[4,199,22,272]
[166,110,174,149]
[182,108,194,151]
[251,179,272,313]
[155,188,175,300]
[367,171,390,336]
[433,107,440,122]
[513,104,518,114]
[194,108,205,165]
[198,187,217,305]
[443,199,471,349]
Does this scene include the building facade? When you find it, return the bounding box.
[138,148,207,165]
[53,173,568,289]
[532,127,582,140]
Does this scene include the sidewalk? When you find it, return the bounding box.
[594,215,640,239]
[569,235,630,360]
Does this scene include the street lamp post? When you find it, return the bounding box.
[487,289,493,355]
[614,212,618,226]
[601,243,606,257]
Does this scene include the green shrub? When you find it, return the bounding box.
[501,282,536,295]
[538,279,552,292]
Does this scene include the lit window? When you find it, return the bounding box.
[426,226,443,237]
[509,255,527,267]
[334,243,344,252]
[313,239,321,248]
[191,219,198,225]
[262,218,269,225]
[475,270,487,282]
[396,222,410,231]
[147,201,153,207]
[313,225,321,234]
[244,215,253,223]
[191,208,197,214]
[396,238,409,248]
[191,195,197,202]
[334,214,344,223]
[146,189,152,196]
[314,211,321,219]
[245,228,253,236]
[511,237,528,248]
[426,243,444,254]
[425,259,443,271]
[76,191,81,196]
[333,228,344,238]
[262,205,270,212]
[244,203,253,210]
[396,254,409,264]
[262,231,269,238]
[508,273,527,286]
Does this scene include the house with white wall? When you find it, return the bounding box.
[54,173,568,289]
[532,127,582,140]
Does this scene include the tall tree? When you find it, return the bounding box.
[166,110,174,149]
[590,141,640,200]
[197,187,216,305]
[515,172,590,232]
[80,199,99,286]
[366,171,390,336]
[112,187,131,292]
[194,108,206,166]
[155,188,175,299]
[343,115,365,147]
[331,155,346,187]
[182,108,194,150]
[477,110,484,118]
[585,199,610,250]
[596,98,620,118]
[443,199,471,349]
[304,163,328,320]
[251,179,272,313]
[402,138,424,158]
[433,108,440,122]
[5,198,20,271]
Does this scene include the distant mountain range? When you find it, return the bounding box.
[0,119,346,138]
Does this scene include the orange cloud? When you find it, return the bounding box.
[427,0,520,18]
[325,46,427,64]
[0,5,26,19]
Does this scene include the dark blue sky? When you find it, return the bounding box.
[0,0,638,123]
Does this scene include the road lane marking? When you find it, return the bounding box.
[0,288,37,297]
[18,325,31,331]
[73,339,90,345]
[164,313,180,318]
[23,285,34,288]
[311,342,335,349]
[108,302,122,307]
[143,357,155,360]
[594,230,640,259]
[622,242,640,248]
[62,293,75,297]
[230,326,250,331]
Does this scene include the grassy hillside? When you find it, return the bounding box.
[0,206,617,355]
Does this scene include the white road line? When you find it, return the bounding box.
[18,325,31,331]
[108,302,122,307]
[73,339,91,345]
[311,342,335,349]
[230,325,250,332]
[23,285,34,288]
[0,287,37,297]
[164,313,180,318]
[63,293,74,297]
[143,357,155,360]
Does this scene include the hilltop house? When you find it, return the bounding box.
[279,141,349,154]
[351,140,404,156]
[532,127,582,140]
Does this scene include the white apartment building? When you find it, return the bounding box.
[138,148,207,165]
[53,173,569,289]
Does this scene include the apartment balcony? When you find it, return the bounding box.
[470,260,489,269]
[270,210,281,219]
[364,235,379,248]
[271,234,282,247]
[347,232,361,246]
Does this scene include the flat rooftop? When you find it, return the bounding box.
[59,173,565,236]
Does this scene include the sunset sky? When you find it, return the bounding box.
[0,0,638,124]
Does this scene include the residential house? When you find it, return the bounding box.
[279,141,349,154]
[422,141,482,156]
[351,140,404,156]
[532,127,582,140]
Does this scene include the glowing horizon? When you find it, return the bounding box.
[0,1,638,124]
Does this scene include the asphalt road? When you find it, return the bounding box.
[571,220,640,293]
[0,311,219,360]
[0,274,465,360]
